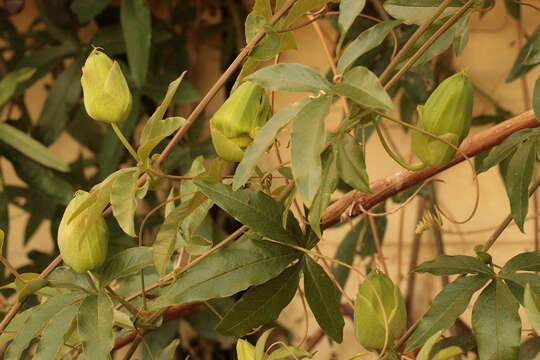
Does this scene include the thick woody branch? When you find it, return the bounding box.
[321,110,539,229]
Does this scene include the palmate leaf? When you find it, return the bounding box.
[472,279,521,360]
[502,251,540,272]
[149,238,299,310]
[100,247,154,286]
[33,303,79,360]
[245,63,332,93]
[413,254,495,276]
[333,67,394,110]
[216,261,301,336]
[524,284,540,334]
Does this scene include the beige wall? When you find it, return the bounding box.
[3,1,540,358]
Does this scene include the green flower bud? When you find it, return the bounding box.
[210,81,270,162]
[354,269,407,350]
[236,339,255,360]
[412,71,473,167]
[58,191,108,273]
[81,48,132,124]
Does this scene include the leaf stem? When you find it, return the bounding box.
[372,119,425,171]
[111,122,139,163]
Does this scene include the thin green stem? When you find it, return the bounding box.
[111,122,139,162]
[384,1,475,90]
[379,0,455,83]
[484,177,540,251]
[372,120,425,171]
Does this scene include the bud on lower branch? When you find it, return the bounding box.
[58,191,108,274]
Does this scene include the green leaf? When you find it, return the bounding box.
[524,284,540,334]
[337,21,402,74]
[194,181,303,245]
[500,272,540,304]
[4,293,85,360]
[405,275,488,352]
[336,132,371,193]
[4,149,73,205]
[291,95,331,206]
[507,26,540,82]
[0,67,35,107]
[246,63,332,93]
[267,346,313,360]
[525,35,540,65]
[153,192,208,275]
[534,76,540,121]
[121,0,151,87]
[0,123,69,172]
[138,116,186,163]
[142,78,200,105]
[308,147,338,237]
[502,251,540,272]
[503,137,535,232]
[504,0,521,19]
[0,307,35,348]
[417,330,443,360]
[284,0,335,26]
[383,0,463,25]
[34,54,85,146]
[149,238,299,310]
[140,73,185,146]
[472,279,521,360]
[251,26,280,61]
[337,0,366,52]
[156,339,180,360]
[216,262,301,336]
[303,256,344,343]
[333,67,393,109]
[99,95,140,179]
[71,0,108,23]
[48,266,96,293]
[185,299,236,344]
[234,100,308,190]
[453,11,471,56]
[78,293,115,360]
[100,247,154,286]
[476,129,538,174]
[413,255,495,276]
[429,335,476,359]
[519,337,540,360]
[111,169,138,236]
[34,303,79,360]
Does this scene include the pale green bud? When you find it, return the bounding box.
[236,339,255,360]
[58,191,108,273]
[210,81,270,162]
[81,48,132,123]
[354,269,407,350]
[412,71,473,167]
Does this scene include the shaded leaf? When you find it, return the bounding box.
[383,0,463,25]
[246,63,332,93]
[507,26,540,82]
[34,303,79,360]
[534,76,540,121]
[417,331,443,360]
[291,95,331,206]
[0,67,35,107]
[154,192,208,275]
[78,293,115,360]
[472,279,521,360]
[303,256,344,343]
[251,26,280,61]
[100,247,154,286]
[149,238,299,310]
[502,251,540,272]
[0,123,69,172]
[524,284,540,334]
[48,266,96,293]
[71,0,108,23]
[111,169,138,236]
[217,262,301,336]
[137,116,186,163]
[413,255,495,276]
[337,0,366,52]
[121,0,151,87]
[335,132,372,193]
[194,181,303,245]
[234,100,308,190]
[503,137,535,231]
[405,275,488,352]
[337,21,402,74]
[333,66,393,109]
